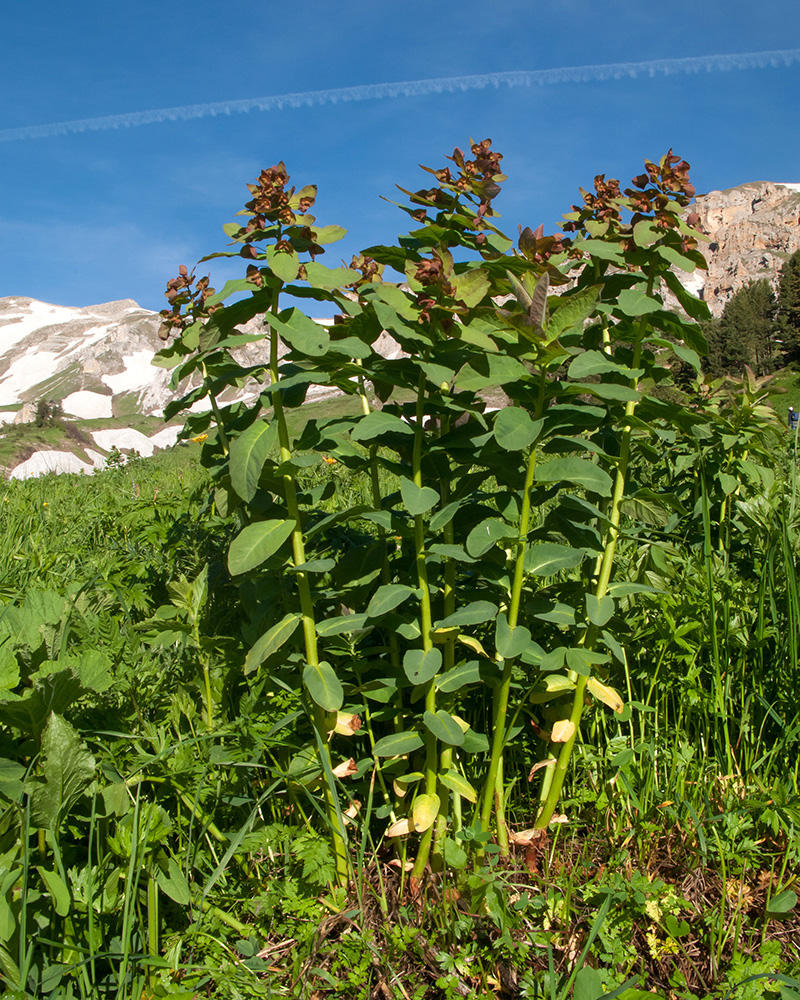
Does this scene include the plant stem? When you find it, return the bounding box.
[268,287,349,886]
[410,366,438,881]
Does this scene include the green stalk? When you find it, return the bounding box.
[535,283,653,830]
[480,373,546,844]
[410,366,438,881]
[268,287,348,886]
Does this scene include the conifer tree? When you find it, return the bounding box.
[778,249,800,362]
[705,279,778,377]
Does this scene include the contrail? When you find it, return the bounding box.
[2,48,798,143]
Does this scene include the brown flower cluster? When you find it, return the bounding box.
[244,163,308,226]
[158,265,218,340]
[518,223,572,263]
[410,139,505,227]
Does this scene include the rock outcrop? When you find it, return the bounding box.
[690,182,800,315]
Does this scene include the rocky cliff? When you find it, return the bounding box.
[690,182,800,315]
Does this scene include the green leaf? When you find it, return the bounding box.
[656,244,696,272]
[495,613,531,659]
[155,857,192,906]
[567,350,643,380]
[37,867,71,917]
[616,288,662,316]
[367,584,416,618]
[0,644,19,691]
[311,224,347,244]
[767,890,798,917]
[535,457,613,496]
[573,239,624,263]
[351,410,414,442]
[456,354,529,391]
[229,420,278,502]
[316,613,369,636]
[303,661,343,712]
[423,709,465,747]
[245,613,302,675]
[586,594,615,627]
[429,500,461,533]
[545,285,601,340]
[403,648,443,685]
[573,966,604,1000]
[436,602,497,629]
[228,520,295,575]
[400,478,439,515]
[269,308,330,356]
[302,262,361,289]
[453,267,490,307]
[466,517,512,557]
[266,245,300,282]
[493,408,540,451]
[525,542,585,577]
[436,661,481,693]
[565,647,610,676]
[27,713,95,830]
[438,770,477,802]
[372,731,424,757]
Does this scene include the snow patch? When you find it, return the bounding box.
[102,350,157,393]
[91,428,155,456]
[0,301,78,353]
[778,183,800,193]
[10,451,94,479]
[149,426,182,449]
[62,391,114,419]
[0,351,62,406]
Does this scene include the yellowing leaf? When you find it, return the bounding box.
[331,758,358,778]
[334,712,362,736]
[412,793,440,832]
[457,634,490,658]
[586,676,624,713]
[551,719,576,743]
[386,817,412,837]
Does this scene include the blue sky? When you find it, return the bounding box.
[2,0,799,315]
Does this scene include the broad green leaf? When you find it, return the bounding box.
[266,245,300,282]
[367,584,416,618]
[495,614,531,659]
[372,731,424,757]
[456,354,529,391]
[529,674,576,704]
[37,867,70,917]
[438,770,477,802]
[466,517,512,557]
[371,283,418,320]
[0,644,19,691]
[436,602,497,629]
[573,966,604,1000]
[403,648,443,685]
[245,613,301,675]
[27,713,96,830]
[493,407,540,451]
[412,793,440,832]
[565,647,610,676]
[269,308,330,357]
[429,500,461,533]
[572,239,624,263]
[616,288,662,316]
[656,244,696,272]
[585,594,615,627]
[302,262,361,289]
[228,520,295,575]
[525,543,584,576]
[400,478,439,515]
[229,420,278,502]
[567,351,643,380]
[569,381,641,402]
[316,613,370,636]
[545,285,601,340]
[436,660,481,693]
[423,709,465,747]
[351,410,414,442]
[453,267,490,307]
[535,457,613,496]
[633,219,661,247]
[767,890,797,917]
[155,856,191,906]
[311,224,347,244]
[303,661,343,712]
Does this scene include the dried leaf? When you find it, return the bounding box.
[332,757,357,778]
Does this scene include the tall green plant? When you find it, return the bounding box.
[155,144,713,882]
